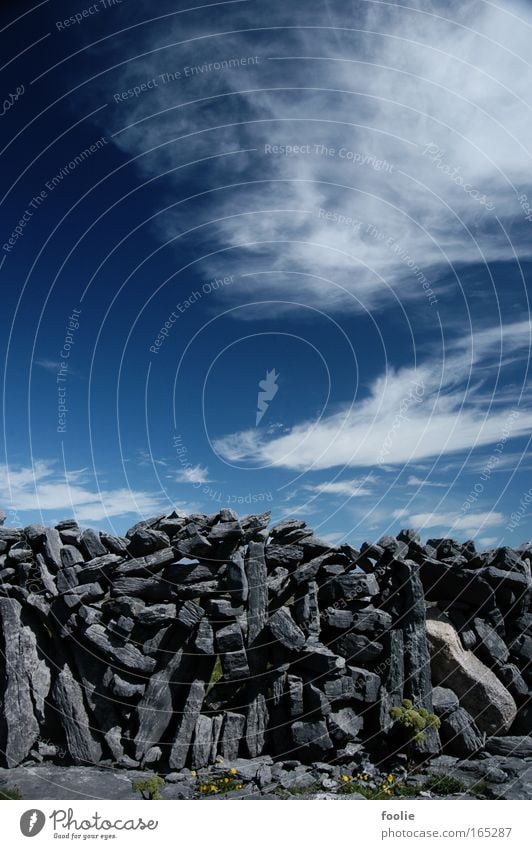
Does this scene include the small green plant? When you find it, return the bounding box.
[390,699,441,741]
[390,699,441,762]
[0,786,22,800]
[197,768,243,795]
[207,656,223,690]
[132,776,165,800]
[424,775,466,796]
[337,772,419,799]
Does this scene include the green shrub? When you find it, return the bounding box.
[390,698,441,763]
[390,699,441,742]
[424,775,466,796]
[132,776,165,800]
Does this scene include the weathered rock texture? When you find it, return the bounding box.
[427,617,516,735]
[0,515,531,769]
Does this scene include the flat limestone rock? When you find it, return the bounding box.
[136,603,176,626]
[439,706,484,756]
[484,736,532,758]
[269,607,306,650]
[83,624,156,674]
[327,707,363,746]
[81,528,107,560]
[110,576,168,600]
[216,622,250,681]
[176,600,204,629]
[291,719,333,760]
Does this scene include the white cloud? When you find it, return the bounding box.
[135,449,168,468]
[277,501,318,518]
[407,475,448,488]
[0,461,168,523]
[213,331,532,471]
[84,0,532,314]
[173,464,211,484]
[303,477,376,497]
[35,360,61,373]
[408,510,505,537]
[478,536,500,548]
[319,531,348,545]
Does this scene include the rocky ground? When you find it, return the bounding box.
[1,745,531,800]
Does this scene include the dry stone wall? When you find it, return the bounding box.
[0,511,530,770]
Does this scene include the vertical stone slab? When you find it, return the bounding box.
[400,561,440,754]
[43,528,63,571]
[168,680,206,769]
[73,647,125,759]
[293,580,320,640]
[192,715,213,768]
[134,647,185,760]
[51,663,102,764]
[226,550,249,603]
[0,598,51,768]
[386,560,440,755]
[378,629,404,733]
[245,691,269,757]
[246,541,268,646]
[210,714,224,763]
[220,711,245,760]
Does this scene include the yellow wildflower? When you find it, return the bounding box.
[341,775,350,782]
[237,784,243,790]
[210,784,217,792]
[190,770,197,777]
[387,774,394,783]
[230,767,237,775]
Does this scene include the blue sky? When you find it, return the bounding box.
[2,0,532,548]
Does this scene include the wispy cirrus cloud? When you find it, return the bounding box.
[407,475,448,488]
[82,0,532,314]
[135,449,168,468]
[302,476,376,497]
[213,319,532,471]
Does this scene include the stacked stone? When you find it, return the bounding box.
[412,536,531,752]
[0,514,530,771]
